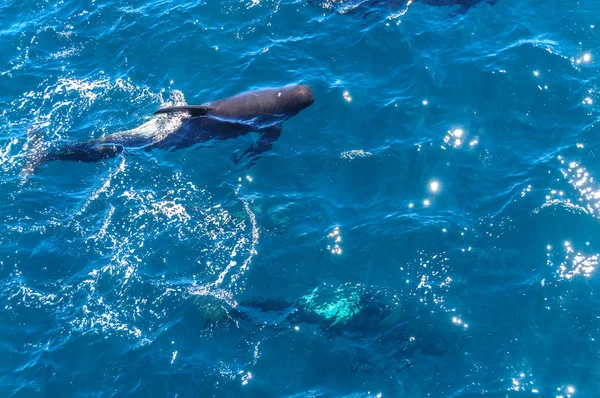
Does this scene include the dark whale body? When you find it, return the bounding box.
[192,285,459,369]
[309,0,497,15]
[23,84,314,176]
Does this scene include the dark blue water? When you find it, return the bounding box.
[1,0,600,396]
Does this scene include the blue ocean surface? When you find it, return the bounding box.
[1,0,600,396]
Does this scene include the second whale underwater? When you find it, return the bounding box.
[310,0,498,15]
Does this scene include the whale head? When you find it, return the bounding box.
[290,84,315,109]
[277,84,315,116]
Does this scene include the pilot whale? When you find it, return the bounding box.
[22,84,315,176]
[309,0,497,15]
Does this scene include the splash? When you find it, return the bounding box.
[1,75,167,178]
[2,167,260,345]
[340,149,373,160]
[189,176,260,304]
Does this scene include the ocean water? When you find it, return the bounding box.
[1,0,600,396]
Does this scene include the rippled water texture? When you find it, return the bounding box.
[1,0,600,396]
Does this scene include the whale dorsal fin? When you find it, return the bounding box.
[154,106,212,117]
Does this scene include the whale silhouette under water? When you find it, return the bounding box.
[309,0,497,16]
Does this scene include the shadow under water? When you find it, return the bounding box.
[308,0,498,16]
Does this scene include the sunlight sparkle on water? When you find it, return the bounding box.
[512,379,520,391]
[547,241,598,279]
[452,316,468,328]
[241,372,252,386]
[576,53,592,64]
[443,128,466,149]
[327,227,343,255]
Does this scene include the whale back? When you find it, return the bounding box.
[206,84,315,124]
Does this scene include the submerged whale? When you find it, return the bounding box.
[310,0,497,15]
[22,84,315,176]
[192,284,458,363]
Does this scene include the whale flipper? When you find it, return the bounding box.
[154,106,212,117]
[233,124,282,167]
